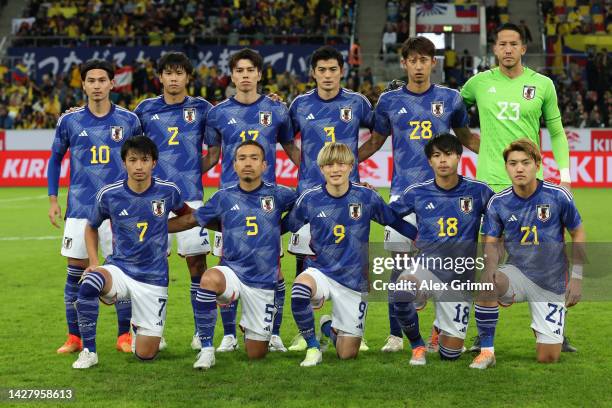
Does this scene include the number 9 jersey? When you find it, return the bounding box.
[373,84,468,196]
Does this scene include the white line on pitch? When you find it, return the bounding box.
[0,235,60,241]
[0,195,48,203]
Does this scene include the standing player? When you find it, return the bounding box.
[167,141,297,369]
[48,59,142,355]
[460,22,575,351]
[357,37,475,353]
[284,143,417,367]
[286,45,374,352]
[134,52,213,351]
[204,48,299,353]
[72,136,189,368]
[470,139,584,369]
[389,134,494,366]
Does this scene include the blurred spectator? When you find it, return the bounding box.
[443,46,458,82]
[381,23,397,60]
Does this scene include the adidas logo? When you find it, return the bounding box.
[306,113,315,120]
[78,130,88,137]
[156,320,163,326]
[316,211,327,218]
[264,325,271,332]
[507,214,518,222]
[227,118,237,125]
[425,202,435,210]
[356,323,363,330]
[230,204,240,211]
[488,87,496,93]
[397,107,407,114]
[119,209,129,216]
[151,114,160,120]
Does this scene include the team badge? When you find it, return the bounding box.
[183,107,196,123]
[523,85,536,100]
[110,126,124,142]
[63,237,73,249]
[431,101,444,117]
[536,204,551,222]
[151,199,166,217]
[259,111,272,127]
[459,196,473,214]
[340,107,352,123]
[261,196,275,213]
[349,203,362,220]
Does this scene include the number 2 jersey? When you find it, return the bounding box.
[194,182,297,290]
[89,178,186,287]
[374,84,468,196]
[51,105,142,218]
[134,95,212,201]
[482,180,582,294]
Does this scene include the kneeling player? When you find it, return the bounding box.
[168,141,297,369]
[470,139,585,369]
[73,136,189,368]
[389,134,494,365]
[284,143,417,366]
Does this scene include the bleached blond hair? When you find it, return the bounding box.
[317,142,355,167]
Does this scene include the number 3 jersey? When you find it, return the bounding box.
[194,182,297,290]
[482,181,582,294]
[134,95,212,201]
[89,178,186,287]
[374,84,468,196]
[51,105,142,218]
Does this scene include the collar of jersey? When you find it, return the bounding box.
[323,182,352,199]
[123,178,156,196]
[231,94,265,107]
[402,84,434,97]
[433,175,463,192]
[85,103,116,121]
[511,179,543,201]
[237,181,264,194]
[160,95,188,106]
[494,66,531,81]
[314,88,343,103]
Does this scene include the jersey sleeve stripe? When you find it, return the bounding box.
[133,95,162,112]
[288,90,314,110]
[95,181,124,202]
[343,88,373,108]
[295,186,321,207]
[401,179,434,196]
[542,181,573,201]
[485,189,512,210]
[154,177,182,195]
[56,107,85,127]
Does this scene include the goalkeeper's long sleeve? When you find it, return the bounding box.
[546,115,570,171]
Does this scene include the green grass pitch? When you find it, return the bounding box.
[1,187,611,407]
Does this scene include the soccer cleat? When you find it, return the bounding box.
[191,334,202,351]
[318,315,333,352]
[359,338,369,352]
[300,347,323,367]
[409,346,427,366]
[268,335,288,352]
[381,335,404,352]
[116,332,132,353]
[216,335,238,352]
[469,350,496,369]
[426,326,439,353]
[158,337,168,351]
[468,335,481,353]
[57,334,83,354]
[288,333,307,352]
[194,347,215,369]
[561,336,577,353]
[72,348,98,369]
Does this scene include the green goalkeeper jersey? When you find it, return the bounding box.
[461,66,561,191]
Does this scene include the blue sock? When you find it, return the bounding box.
[195,288,218,348]
[291,283,319,349]
[321,320,337,347]
[190,276,201,334]
[272,279,285,336]
[439,344,462,361]
[387,268,403,337]
[394,286,424,349]
[114,299,132,336]
[65,265,84,337]
[76,272,105,353]
[474,304,498,350]
[219,300,238,337]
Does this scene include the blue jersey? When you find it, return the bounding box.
[374,84,469,195]
[482,181,582,294]
[284,183,414,292]
[134,95,211,201]
[204,95,294,188]
[194,182,297,290]
[89,178,185,287]
[289,88,374,192]
[391,176,494,282]
[51,105,142,218]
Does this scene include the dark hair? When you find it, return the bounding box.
[121,136,158,161]
[310,46,344,69]
[424,133,463,159]
[234,140,265,161]
[494,23,525,43]
[80,59,114,81]
[156,51,194,76]
[400,37,436,59]
[229,48,263,72]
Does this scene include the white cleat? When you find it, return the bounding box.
[191,334,202,351]
[409,346,427,366]
[288,334,307,352]
[359,338,369,352]
[381,335,404,352]
[158,337,167,351]
[268,335,287,352]
[469,350,496,369]
[300,347,323,367]
[194,347,216,369]
[72,348,98,369]
[216,335,238,352]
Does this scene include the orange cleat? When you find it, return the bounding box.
[426,326,439,353]
[469,349,496,369]
[57,334,83,354]
[116,332,132,353]
[409,346,427,366]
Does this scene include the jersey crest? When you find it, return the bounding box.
[111,126,124,142]
[536,204,550,222]
[459,196,473,214]
[340,106,352,123]
[152,199,166,217]
[183,107,196,123]
[261,196,275,213]
[431,101,444,117]
[349,203,362,220]
[259,111,272,126]
[523,85,536,100]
